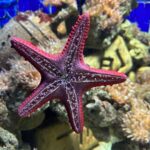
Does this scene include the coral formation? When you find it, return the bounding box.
[0,0,150,149]
[129,38,149,60]
[8,59,41,90]
[43,0,74,6]
[122,99,150,143]
[136,67,150,84]
[120,20,150,47]
[100,36,133,73]
[84,88,117,128]
[0,127,18,149]
[0,98,8,127]
[84,0,133,29]
[106,79,136,104]
[106,79,150,143]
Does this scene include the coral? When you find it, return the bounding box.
[120,20,150,47]
[136,67,150,84]
[122,99,150,143]
[0,71,11,92]
[99,33,149,82]
[0,98,8,126]
[100,36,133,73]
[106,79,150,143]
[106,79,136,104]
[84,0,133,29]
[83,87,118,141]
[8,59,41,90]
[0,127,18,149]
[85,91,117,127]
[129,38,149,60]
[119,20,140,40]
[135,67,150,104]
[43,0,74,6]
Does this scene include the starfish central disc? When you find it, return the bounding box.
[11,13,127,133]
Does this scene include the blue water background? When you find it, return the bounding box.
[128,1,150,32]
[0,0,150,32]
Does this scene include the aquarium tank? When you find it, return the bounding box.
[0,0,150,150]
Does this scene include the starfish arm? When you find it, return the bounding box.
[18,80,62,117]
[63,83,84,133]
[11,37,62,77]
[62,13,90,73]
[71,66,127,86]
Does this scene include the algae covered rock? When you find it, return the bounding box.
[18,112,45,131]
[35,121,79,150]
[84,55,100,68]
[0,99,8,127]
[129,38,149,60]
[100,36,132,73]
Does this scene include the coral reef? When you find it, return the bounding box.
[0,0,150,149]
[84,0,132,29]
[122,99,150,143]
[106,79,136,104]
[106,79,150,143]
[120,20,150,47]
[100,36,133,73]
[129,38,149,60]
[84,88,117,128]
[136,67,150,84]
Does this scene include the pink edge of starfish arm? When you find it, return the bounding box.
[18,80,62,117]
[63,83,84,133]
[10,37,62,77]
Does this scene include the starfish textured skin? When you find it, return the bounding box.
[11,13,127,133]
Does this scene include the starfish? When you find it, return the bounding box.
[11,13,126,133]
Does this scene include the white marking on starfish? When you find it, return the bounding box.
[70,72,123,83]
[65,83,80,131]
[12,41,62,77]
[19,80,62,116]
[64,17,89,73]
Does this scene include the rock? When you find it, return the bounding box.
[18,112,45,131]
[35,121,79,150]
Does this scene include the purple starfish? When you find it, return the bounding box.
[11,13,126,133]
